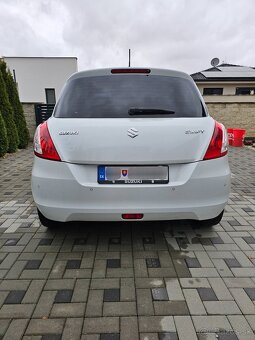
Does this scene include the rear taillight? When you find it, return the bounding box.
[34,121,61,161]
[203,121,228,160]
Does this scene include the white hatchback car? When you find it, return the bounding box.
[32,68,231,228]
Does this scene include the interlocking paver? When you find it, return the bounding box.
[185,258,201,268]
[72,278,90,302]
[197,288,218,301]
[41,335,62,340]
[183,289,206,315]
[86,290,104,317]
[44,279,75,290]
[33,291,56,318]
[64,268,92,279]
[54,289,73,303]
[120,317,139,340]
[154,301,189,315]
[146,258,161,268]
[230,288,255,314]
[0,146,255,339]
[91,278,119,290]
[245,288,255,300]
[228,315,255,340]
[224,258,242,268]
[203,301,241,315]
[151,288,168,301]
[134,258,148,277]
[165,278,184,301]
[120,278,135,301]
[158,333,179,340]
[180,278,210,288]
[103,289,120,302]
[192,316,232,333]
[0,304,34,318]
[26,319,65,335]
[175,316,197,340]
[66,259,81,269]
[51,302,85,317]
[3,319,28,340]
[4,290,26,304]
[137,288,154,315]
[103,301,136,316]
[62,318,83,340]
[223,277,255,288]
[100,334,120,340]
[208,278,233,300]
[107,259,121,268]
[83,317,119,334]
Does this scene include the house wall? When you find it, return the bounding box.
[206,103,255,137]
[4,57,77,103]
[197,82,255,98]
[195,81,255,136]
[202,95,255,103]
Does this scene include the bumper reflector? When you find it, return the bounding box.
[122,214,144,220]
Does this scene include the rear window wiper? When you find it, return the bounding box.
[128,108,175,116]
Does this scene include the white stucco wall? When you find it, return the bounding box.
[196,81,255,102]
[3,57,78,103]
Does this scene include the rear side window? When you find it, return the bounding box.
[54,75,205,118]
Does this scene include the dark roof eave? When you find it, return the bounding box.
[193,77,255,82]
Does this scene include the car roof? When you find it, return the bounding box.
[68,68,192,82]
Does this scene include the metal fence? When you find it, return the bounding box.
[34,104,55,126]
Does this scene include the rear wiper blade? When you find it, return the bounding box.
[128,108,175,116]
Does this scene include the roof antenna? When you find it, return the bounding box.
[128,49,131,67]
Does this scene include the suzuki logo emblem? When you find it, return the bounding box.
[127,128,139,138]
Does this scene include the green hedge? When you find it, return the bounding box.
[0,69,19,153]
[0,110,8,157]
[0,59,30,156]
[6,70,30,148]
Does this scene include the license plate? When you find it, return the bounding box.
[98,166,169,184]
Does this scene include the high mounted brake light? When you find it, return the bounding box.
[203,121,228,160]
[111,68,151,74]
[34,121,61,161]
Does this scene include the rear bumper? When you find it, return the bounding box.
[31,156,231,222]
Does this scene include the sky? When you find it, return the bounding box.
[0,0,255,74]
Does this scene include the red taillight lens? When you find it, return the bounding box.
[111,68,151,74]
[203,121,228,160]
[34,121,61,161]
[122,214,144,220]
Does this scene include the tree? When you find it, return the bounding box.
[6,70,30,148]
[0,110,8,157]
[0,68,19,153]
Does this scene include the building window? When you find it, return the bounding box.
[236,87,255,95]
[203,88,223,95]
[45,88,56,104]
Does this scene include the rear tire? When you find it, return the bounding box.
[37,209,59,229]
[198,210,224,227]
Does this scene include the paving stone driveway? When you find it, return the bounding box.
[0,145,255,340]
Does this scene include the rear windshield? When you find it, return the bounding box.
[54,75,206,118]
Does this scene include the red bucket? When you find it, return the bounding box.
[227,128,234,146]
[232,129,246,147]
